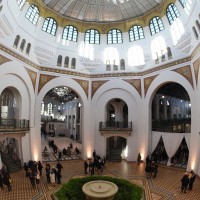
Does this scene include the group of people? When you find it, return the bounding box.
[181,171,196,193]
[23,160,63,188]
[0,165,12,191]
[83,150,106,175]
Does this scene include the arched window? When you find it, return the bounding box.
[166,4,180,25]
[13,35,20,48]
[192,26,199,40]
[25,5,40,25]
[41,101,44,115]
[106,60,111,71]
[170,18,184,45]
[25,43,31,55]
[103,47,119,65]
[107,29,122,44]
[195,20,200,33]
[167,47,172,59]
[179,0,187,8]
[120,59,125,70]
[47,103,53,115]
[17,0,26,9]
[62,25,78,42]
[64,57,69,68]
[20,39,26,51]
[42,17,57,36]
[57,55,62,66]
[151,36,167,61]
[129,25,144,41]
[128,46,145,67]
[71,58,76,69]
[85,29,100,44]
[149,17,164,35]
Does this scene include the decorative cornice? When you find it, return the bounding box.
[91,80,109,98]
[0,54,11,65]
[0,43,196,79]
[173,65,193,88]
[144,75,158,96]
[193,57,200,86]
[123,79,142,97]
[25,67,37,92]
[38,74,57,94]
[72,79,89,99]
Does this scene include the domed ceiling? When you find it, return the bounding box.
[41,0,163,22]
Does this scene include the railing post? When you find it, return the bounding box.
[14,119,16,129]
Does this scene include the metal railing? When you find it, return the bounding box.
[99,121,132,131]
[152,118,191,133]
[0,119,30,131]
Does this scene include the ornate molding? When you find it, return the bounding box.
[25,68,37,92]
[91,80,109,98]
[73,79,89,99]
[193,57,200,86]
[0,54,11,65]
[38,74,57,94]
[144,75,158,96]
[173,66,193,88]
[123,79,142,97]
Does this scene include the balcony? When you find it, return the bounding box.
[152,118,191,133]
[99,121,132,136]
[0,119,30,134]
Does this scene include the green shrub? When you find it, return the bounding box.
[55,176,143,200]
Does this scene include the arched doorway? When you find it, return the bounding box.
[40,86,82,161]
[151,82,191,167]
[106,136,127,162]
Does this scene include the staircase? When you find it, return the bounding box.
[107,149,122,162]
[1,152,22,173]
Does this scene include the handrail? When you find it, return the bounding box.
[0,119,29,131]
[99,121,132,131]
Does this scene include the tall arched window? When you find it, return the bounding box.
[103,47,119,65]
[120,59,125,70]
[151,36,167,61]
[25,43,31,55]
[179,0,187,8]
[166,4,180,24]
[62,25,78,42]
[71,58,76,69]
[129,25,145,41]
[195,20,200,33]
[192,26,199,40]
[106,60,111,71]
[149,17,164,35]
[107,29,122,44]
[85,29,100,44]
[47,103,53,115]
[57,55,62,66]
[13,35,20,48]
[128,46,145,67]
[25,5,40,25]
[64,57,69,68]
[42,17,57,36]
[17,0,26,9]
[20,39,26,51]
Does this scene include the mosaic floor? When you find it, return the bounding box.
[1,160,200,200]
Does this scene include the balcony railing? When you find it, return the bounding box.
[0,119,30,132]
[99,121,132,132]
[152,118,191,133]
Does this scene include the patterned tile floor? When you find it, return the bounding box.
[1,160,200,200]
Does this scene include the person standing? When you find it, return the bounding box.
[188,170,196,190]
[84,160,89,174]
[37,161,43,176]
[137,153,141,165]
[181,173,189,193]
[56,162,63,174]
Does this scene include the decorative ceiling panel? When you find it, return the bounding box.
[42,0,162,22]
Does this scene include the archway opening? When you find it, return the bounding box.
[40,86,82,162]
